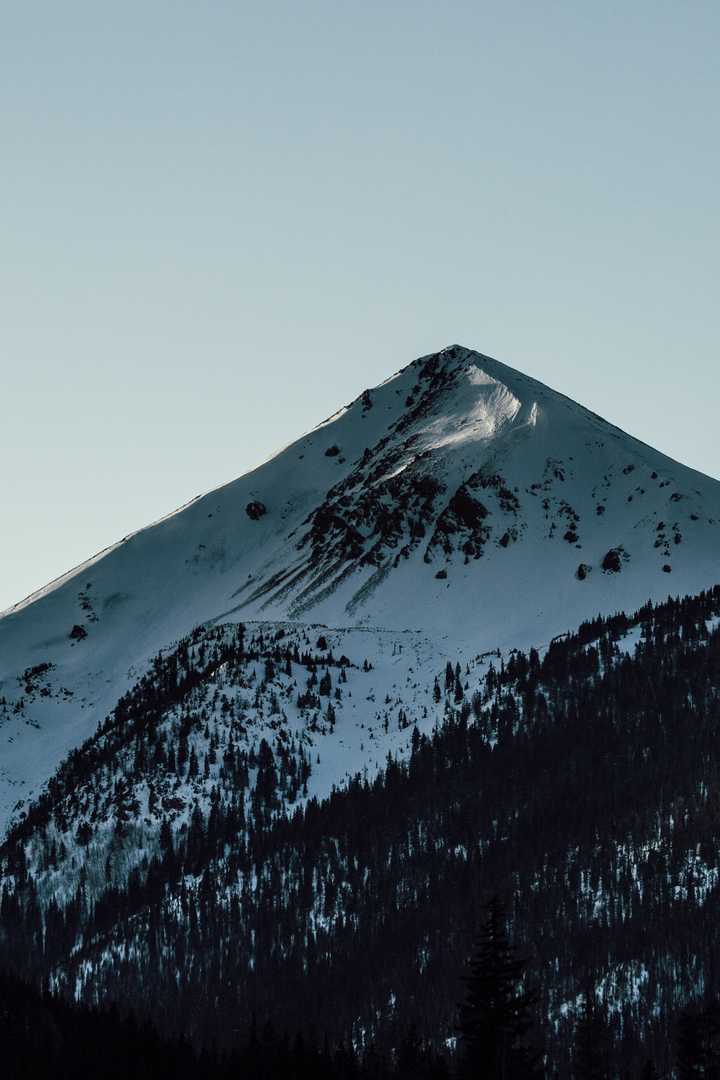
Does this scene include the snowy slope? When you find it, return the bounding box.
[1,344,719,832]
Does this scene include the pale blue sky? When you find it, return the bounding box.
[2,1,719,611]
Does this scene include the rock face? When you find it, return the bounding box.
[0,343,719,830]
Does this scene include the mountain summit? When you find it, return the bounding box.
[1,344,719,828]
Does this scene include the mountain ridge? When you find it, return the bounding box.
[1,344,719,831]
[4,343,709,621]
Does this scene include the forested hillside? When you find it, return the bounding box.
[3,586,720,1074]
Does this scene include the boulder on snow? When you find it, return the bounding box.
[245,501,267,521]
[69,624,87,641]
[601,548,623,574]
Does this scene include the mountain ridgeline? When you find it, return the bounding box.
[2,345,720,1076]
[2,345,720,831]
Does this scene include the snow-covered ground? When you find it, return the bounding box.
[1,344,719,833]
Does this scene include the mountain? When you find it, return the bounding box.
[3,343,720,1073]
[1,344,719,832]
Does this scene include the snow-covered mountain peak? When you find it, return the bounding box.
[1,344,719,832]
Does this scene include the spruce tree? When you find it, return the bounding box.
[457,895,539,1078]
[574,985,610,1080]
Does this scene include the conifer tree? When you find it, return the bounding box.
[574,985,610,1079]
[457,896,539,1078]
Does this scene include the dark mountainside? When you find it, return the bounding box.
[4,586,720,1074]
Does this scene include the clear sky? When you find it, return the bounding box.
[2,1,719,612]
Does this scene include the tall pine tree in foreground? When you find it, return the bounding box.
[457,896,540,1079]
[574,984,610,1080]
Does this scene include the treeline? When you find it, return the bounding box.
[6,620,353,847]
[4,898,720,1078]
[0,966,448,1079]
